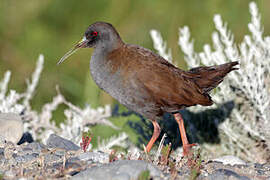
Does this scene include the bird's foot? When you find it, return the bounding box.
[183,143,197,156]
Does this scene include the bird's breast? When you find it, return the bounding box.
[90,53,158,118]
[90,53,134,106]
[90,54,118,91]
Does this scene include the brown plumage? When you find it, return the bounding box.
[58,22,239,156]
[107,44,238,115]
[186,62,238,94]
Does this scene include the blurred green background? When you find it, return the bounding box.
[0,0,269,148]
[1,0,269,109]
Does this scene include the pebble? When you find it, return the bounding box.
[0,135,6,148]
[0,148,4,156]
[0,113,23,144]
[13,153,38,163]
[18,132,34,145]
[76,151,109,163]
[207,168,251,180]
[46,134,80,151]
[24,142,46,153]
[44,153,62,164]
[4,142,16,159]
[72,160,163,180]
[0,135,268,179]
[212,155,247,166]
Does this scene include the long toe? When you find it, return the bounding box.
[183,143,197,156]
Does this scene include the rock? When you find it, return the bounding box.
[207,169,251,180]
[13,153,39,164]
[4,170,16,179]
[4,142,16,159]
[212,155,246,166]
[0,148,4,157]
[46,134,80,151]
[254,163,264,169]
[72,160,163,180]
[53,161,82,174]
[44,153,62,164]
[54,149,66,156]
[0,157,5,167]
[0,135,6,148]
[0,113,23,144]
[24,142,46,153]
[17,132,34,145]
[76,151,109,164]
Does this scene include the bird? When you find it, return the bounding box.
[58,22,238,156]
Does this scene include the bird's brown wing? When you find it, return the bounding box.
[135,59,213,112]
[120,45,213,112]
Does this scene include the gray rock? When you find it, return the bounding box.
[76,151,109,163]
[24,142,46,153]
[0,148,4,156]
[0,135,6,148]
[53,161,82,172]
[54,149,66,156]
[254,163,263,169]
[0,157,5,166]
[44,153,62,164]
[0,113,23,144]
[72,160,163,180]
[46,134,80,151]
[17,132,34,145]
[14,153,39,163]
[207,169,251,180]
[212,155,246,166]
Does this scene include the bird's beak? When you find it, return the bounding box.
[57,36,89,65]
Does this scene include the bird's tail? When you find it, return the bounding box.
[186,61,239,94]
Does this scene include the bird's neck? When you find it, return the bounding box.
[94,34,124,55]
[90,42,124,93]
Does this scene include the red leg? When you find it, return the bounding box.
[145,120,161,153]
[173,113,196,156]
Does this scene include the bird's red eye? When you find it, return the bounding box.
[91,31,98,36]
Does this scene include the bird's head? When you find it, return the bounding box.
[58,22,122,65]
